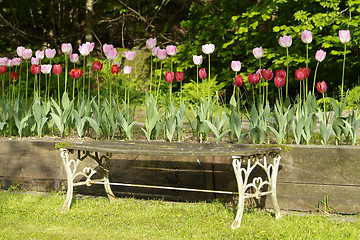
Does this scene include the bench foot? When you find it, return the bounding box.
[232,153,281,229]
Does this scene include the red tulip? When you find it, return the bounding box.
[111,65,119,75]
[316,81,327,93]
[165,71,175,83]
[0,66,6,74]
[176,71,185,82]
[92,61,103,72]
[234,75,243,87]
[69,69,83,79]
[248,73,261,85]
[261,69,273,81]
[274,76,285,88]
[53,64,62,75]
[295,67,310,81]
[10,72,18,82]
[30,64,41,75]
[275,69,286,79]
[302,67,310,78]
[199,68,207,80]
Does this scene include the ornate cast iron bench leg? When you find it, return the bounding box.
[231,153,281,229]
[60,148,117,212]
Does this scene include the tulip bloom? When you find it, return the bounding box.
[22,49,33,60]
[106,49,118,61]
[248,73,261,85]
[6,59,13,67]
[274,76,285,88]
[193,55,203,66]
[152,47,159,57]
[231,61,241,72]
[176,71,184,82]
[10,72,18,83]
[17,46,26,57]
[61,43,72,55]
[30,64,41,75]
[199,68,207,79]
[253,47,263,59]
[124,51,136,61]
[165,71,175,83]
[234,75,243,87]
[103,44,115,55]
[278,35,292,48]
[69,69,83,79]
[202,43,215,54]
[123,65,132,75]
[45,49,56,59]
[316,81,327,93]
[157,49,167,60]
[146,38,157,50]
[86,42,95,52]
[295,67,310,81]
[301,30,312,44]
[35,50,44,60]
[0,57,8,66]
[70,53,79,63]
[79,43,91,56]
[31,57,40,65]
[53,64,62,75]
[261,69,273,81]
[40,64,52,74]
[275,69,286,79]
[339,30,350,44]
[0,66,6,74]
[111,65,119,75]
[315,49,326,62]
[166,45,177,56]
[92,61,103,72]
[12,58,21,66]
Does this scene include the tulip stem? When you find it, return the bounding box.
[57,75,60,107]
[1,75,4,100]
[155,62,162,104]
[305,44,309,97]
[196,65,199,95]
[208,54,211,101]
[285,47,289,98]
[64,55,68,93]
[19,61,22,97]
[341,44,346,103]
[149,55,153,95]
[82,56,86,98]
[323,92,326,124]
[252,85,255,105]
[25,61,29,104]
[312,61,320,94]
[97,72,100,106]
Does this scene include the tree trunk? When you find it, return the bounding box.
[85,0,94,42]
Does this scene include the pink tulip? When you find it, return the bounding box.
[41,64,52,74]
[12,58,21,66]
[31,57,40,65]
[0,57,8,66]
[253,47,263,59]
[45,49,56,59]
[22,49,33,60]
[202,43,215,54]
[86,42,95,52]
[103,43,114,55]
[166,45,177,56]
[339,30,350,44]
[301,30,312,44]
[35,50,44,60]
[231,61,241,72]
[193,55,203,65]
[61,43,72,55]
[70,53,79,63]
[315,49,326,62]
[152,46,160,57]
[79,43,91,56]
[6,59,13,67]
[17,46,26,58]
[124,51,136,61]
[123,65,132,75]
[53,64,62,75]
[278,35,292,48]
[106,49,118,61]
[146,38,157,50]
[157,49,167,60]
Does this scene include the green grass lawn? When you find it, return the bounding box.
[0,191,359,239]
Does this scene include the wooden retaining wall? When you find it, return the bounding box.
[0,140,359,214]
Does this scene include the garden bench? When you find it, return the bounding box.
[58,141,281,229]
